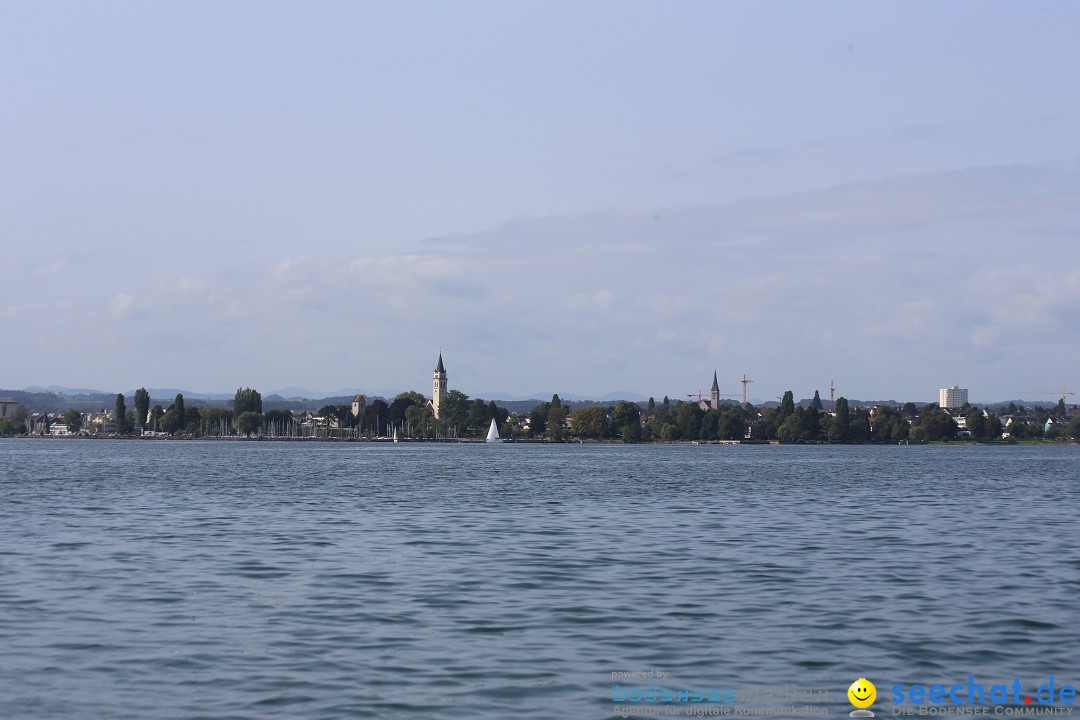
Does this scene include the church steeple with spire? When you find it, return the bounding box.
[432,351,448,419]
[710,370,720,410]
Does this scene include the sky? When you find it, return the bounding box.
[2,1,1079,403]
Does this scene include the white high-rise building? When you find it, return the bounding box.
[939,385,968,410]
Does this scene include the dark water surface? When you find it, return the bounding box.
[1,440,1078,719]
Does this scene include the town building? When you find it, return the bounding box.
[939,385,968,410]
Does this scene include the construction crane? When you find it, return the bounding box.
[1013,387,1076,404]
[740,374,754,410]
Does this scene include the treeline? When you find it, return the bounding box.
[563,391,1080,443]
[5,385,1079,443]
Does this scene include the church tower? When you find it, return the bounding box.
[710,370,720,411]
[432,352,448,419]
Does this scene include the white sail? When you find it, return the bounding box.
[486,418,500,443]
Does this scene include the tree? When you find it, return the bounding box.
[966,411,987,440]
[405,404,435,438]
[719,409,746,441]
[571,406,609,438]
[388,396,417,428]
[63,409,82,434]
[396,390,427,405]
[528,402,550,437]
[134,388,150,429]
[829,397,851,442]
[776,414,802,443]
[1008,419,1026,439]
[1065,416,1080,442]
[115,393,130,434]
[173,394,186,432]
[236,411,262,437]
[810,390,823,413]
[547,403,568,441]
[262,409,292,435]
[675,402,703,440]
[849,409,871,442]
[439,390,469,435]
[467,398,492,437]
[779,391,795,421]
[918,407,958,441]
[204,407,232,436]
[487,401,508,433]
[234,387,263,415]
[184,406,202,434]
[611,401,640,432]
[985,415,1003,440]
[364,399,389,435]
[902,402,919,417]
[647,397,656,413]
[699,411,720,440]
[150,404,165,431]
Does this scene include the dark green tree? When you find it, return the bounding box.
[528,402,550,437]
[263,409,292,436]
[150,404,165,431]
[204,407,232,435]
[674,402,703,440]
[63,409,83,434]
[611,401,640,432]
[1055,398,1067,417]
[465,398,491,436]
[134,388,150,429]
[234,387,263,415]
[719,409,746,441]
[985,415,1003,440]
[918,407,958,441]
[364,399,390,435]
[388,396,417,428]
[1065,416,1080,441]
[547,402,568,441]
[810,390,823,413]
[184,406,202,434]
[829,397,851,442]
[570,406,609,438]
[779,390,795,421]
[699,411,720,440]
[115,393,130,434]
[173,394,186,432]
[849,408,871,442]
[966,411,987,440]
[236,411,262,437]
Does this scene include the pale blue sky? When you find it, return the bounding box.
[3,2,1079,402]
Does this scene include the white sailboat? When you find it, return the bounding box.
[393,427,398,443]
[486,418,501,443]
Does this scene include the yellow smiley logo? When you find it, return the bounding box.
[848,678,877,709]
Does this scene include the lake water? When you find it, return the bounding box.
[1,440,1078,719]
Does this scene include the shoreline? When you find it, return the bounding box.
[3,435,1075,447]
